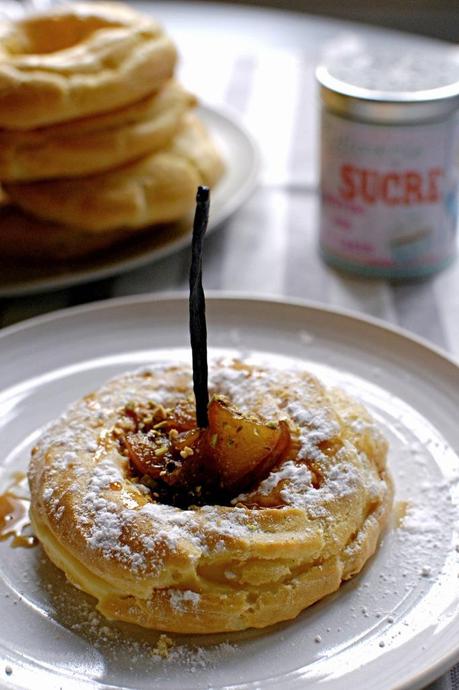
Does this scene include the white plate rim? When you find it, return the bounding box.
[0,105,259,298]
[0,290,457,373]
[0,292,458,690]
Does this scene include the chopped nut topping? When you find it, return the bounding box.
[154,421,169,430]
[117,394,291,509]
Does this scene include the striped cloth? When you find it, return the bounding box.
[0,4,458,686]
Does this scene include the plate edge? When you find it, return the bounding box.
[0,291,457,372]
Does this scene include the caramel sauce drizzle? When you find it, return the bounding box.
[0,472,38,548]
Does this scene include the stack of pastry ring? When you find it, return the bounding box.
[0,2,224,260]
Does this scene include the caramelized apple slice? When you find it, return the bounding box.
[205,397,291,492]
[123,395,291,504]
[125,428,205,486]
[124,431,174,479]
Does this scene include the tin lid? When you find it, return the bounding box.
[317,40,459,124]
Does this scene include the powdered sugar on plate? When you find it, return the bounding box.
[34,563,239,676]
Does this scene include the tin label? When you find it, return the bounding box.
[319,110,458,277]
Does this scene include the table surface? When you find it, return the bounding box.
[0,3,458,688]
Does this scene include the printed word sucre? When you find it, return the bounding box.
[339,165,443,206]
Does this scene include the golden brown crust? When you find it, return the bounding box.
[0,2,177,129]
[5,114,225,232]
[0,81,197,181]
[28,359,393,633]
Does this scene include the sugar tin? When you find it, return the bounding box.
[317,41,459,279]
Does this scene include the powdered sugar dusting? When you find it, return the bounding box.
[287,402,339,461]
[80,460,148,569]
[168,589,201,612]
[254,461,313,497]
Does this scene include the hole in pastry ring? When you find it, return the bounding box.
[0,2,177,129]
[0,81,197,181]
[4,113,225,232]
[28,360,393,633]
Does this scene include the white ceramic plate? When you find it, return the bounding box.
[0,295,458,690]
[0,106,259,297]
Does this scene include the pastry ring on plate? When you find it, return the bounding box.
[0,2,177,129]
[0,81,196,181]
[5,113,225,232]
[28,359,393,634]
